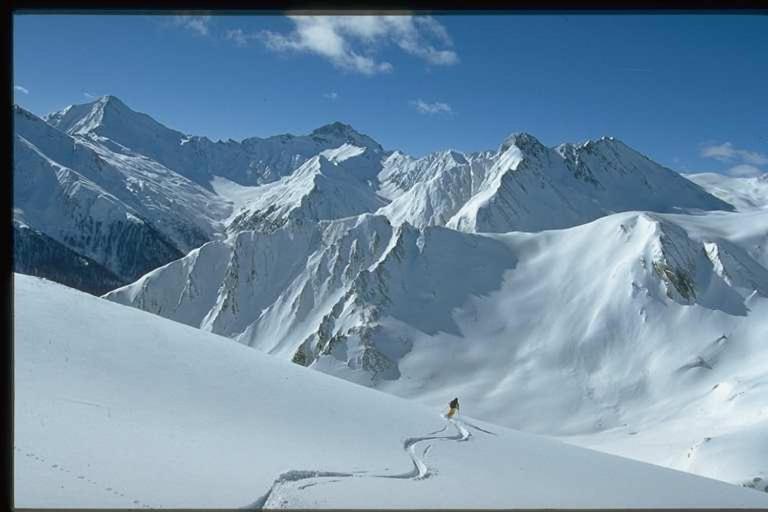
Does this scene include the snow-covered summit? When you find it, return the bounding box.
[14,106,229,284]
[45,95,155,137]
[44,96,385,187]
[498,131,547,153]
[225,152,388,234]
[381,131,733,233]
[308,121,383,152]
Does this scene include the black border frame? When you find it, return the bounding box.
[4,3,767,511]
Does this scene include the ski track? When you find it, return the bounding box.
[249,417,490,509]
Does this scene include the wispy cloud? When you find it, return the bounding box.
[14,85,29,95]
[173,15,212,36]
[323,91,339,100]
[83,91,97,99]
[724,164,764,178]
[255,15,458,75]
[701,142,768,166]
[701,141,767,177]
[225,28,259,47]
[410,99,453,115]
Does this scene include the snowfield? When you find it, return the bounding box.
[14,274,768,508]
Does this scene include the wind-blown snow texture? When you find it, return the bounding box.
[14,95,768,497]
[15,274,768,508]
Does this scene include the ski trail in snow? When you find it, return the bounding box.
[250,415,487,509]
[458,418,498,436]
[249,470,361,509]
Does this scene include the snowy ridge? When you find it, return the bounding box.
[451,134,732,233]
[14,131,183,281]
[378,150,492,228]
[46,97,383,186]
[378,133,732,234]
[15,274,768,508]
[106,208,768,489]
[14,106,230,274]
[20,96,735,292]
[226,150,388,234]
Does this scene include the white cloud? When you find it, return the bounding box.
[14,85,29,95]
[225,28,260,47]
[83,91,96,99]
[410,99,453,115]
[701,142,768,166]
[257,15,457,75]
[725,164,764,178]
[323,91,339,100]
[173,15,211,36]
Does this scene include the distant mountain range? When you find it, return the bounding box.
[14,95,733,290]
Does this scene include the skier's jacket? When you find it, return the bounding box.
[447,397,460,418]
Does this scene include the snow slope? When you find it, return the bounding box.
[378,134,732,233]
[226,149,388,234]
[451,134,732,232]
[685,172,768,211]
[13,105,229,284]
[13,130,183,282]
[15,274,768,508]
[106,208,768,490]
[378,150,493,227]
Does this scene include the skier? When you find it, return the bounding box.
[447,397,460,418]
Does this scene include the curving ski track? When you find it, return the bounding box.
[249,417,492,509]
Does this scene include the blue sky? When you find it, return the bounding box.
[13,13,768,175]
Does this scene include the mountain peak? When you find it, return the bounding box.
[311,121,356,137]
[45,94,133,136]
[576,136,629,151]
[310,122,383,153]
[499,132,545,153]
[96,94,129,109]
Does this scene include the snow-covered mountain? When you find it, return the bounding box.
[45,96,383,187]
[106,207,768,490]
[685,172,768,211]
[381,133,733,232]
[16,94,768,495]
[378,149,494,227]
[16,274,768,508]
[13,105,230,284]
[226,146,388,234]
[14,97,394,292]
[17,95,737,294]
